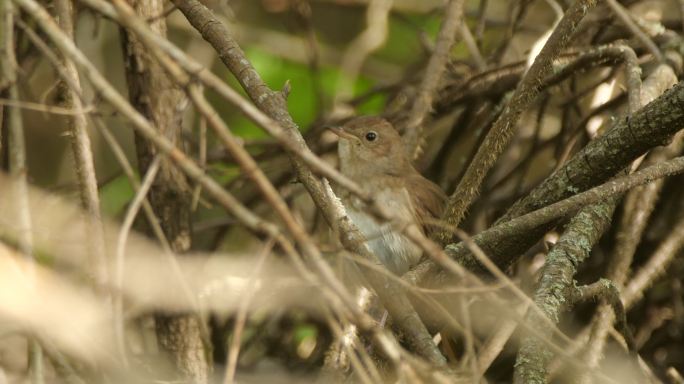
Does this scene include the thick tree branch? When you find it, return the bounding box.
[513,201,617,384]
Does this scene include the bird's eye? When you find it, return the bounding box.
[365,131,377,142]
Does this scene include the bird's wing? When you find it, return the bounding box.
[406,174,447,236]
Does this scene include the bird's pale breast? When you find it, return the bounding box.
[344,186,421,275]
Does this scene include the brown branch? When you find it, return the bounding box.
[439,0,598,239]
[402,0,464,158]
[54,0,109,297]
[1,2,45,383]
[605,0,664,62]
[513,201,617,384]
[569,279,635,354]
[333,0,392,105]
[623,211,684,308]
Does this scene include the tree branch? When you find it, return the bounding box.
[402,0,464,158]
[513,201,617,384]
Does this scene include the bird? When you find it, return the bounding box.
[329,116,446,275]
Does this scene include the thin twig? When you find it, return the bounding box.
[54,0,109,293]
[1,2,44,383]
[569,279,635,353]
[402,0,464,158]
[623,213,684,308]
[0,98,94,115]
[333,0,392,109]
[459,22,486,70]
[191,116,206,211]
[15,14,174,255]
[605,0,664,62]
[224,238,275,384]
[114,156,162,367]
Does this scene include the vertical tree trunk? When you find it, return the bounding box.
[119,1,209,382]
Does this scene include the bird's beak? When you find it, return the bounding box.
[327,126,358,141]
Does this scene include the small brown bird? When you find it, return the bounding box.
[330,116,446,275]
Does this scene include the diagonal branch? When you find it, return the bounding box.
[402,0,464,158]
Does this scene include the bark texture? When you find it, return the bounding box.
[119,1,208,382]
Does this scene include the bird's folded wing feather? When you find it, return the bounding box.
[406,174,447,236]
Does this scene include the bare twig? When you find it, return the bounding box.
[224,238,275,384]
[333,0,392,109]
[0,98,94,115]
[477,303,530,375]
[667,367,684,384]
[623,213,684,308]
[459,22,486,70]
[191,116,206,211]
[54,0,108,291]
[114,155,162,367]
[569,279,635,353]
[605,0,664,62]
[1,2,44,383]
[402,0,465,158]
